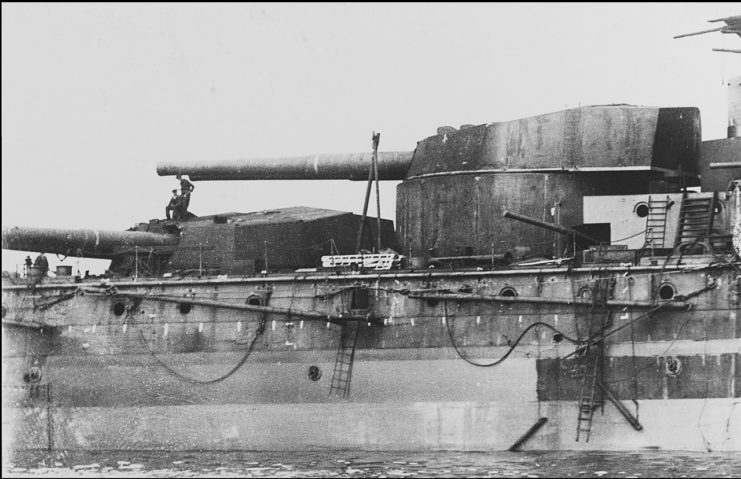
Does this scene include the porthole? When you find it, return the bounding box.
[246,295,263,306]
[577,286,592,300]
[308,365,322,381]
[178,302,192,314]
[658,283,675,300]
[112,301,126,316]
[665,356,682,376]
[634,202,649,218]
[499,286,518,297]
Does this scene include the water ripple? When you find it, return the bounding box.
[3,450,740,478]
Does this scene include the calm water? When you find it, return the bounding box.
[3,450,740,478]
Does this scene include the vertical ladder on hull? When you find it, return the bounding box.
[576,349,602,442]
[644,195,670,249]
[329,321,360,398]
[674,191,717,248]
[575,274,611,443]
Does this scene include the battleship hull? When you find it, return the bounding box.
[3,262,739,452]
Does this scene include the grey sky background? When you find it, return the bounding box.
[2,3,740,275]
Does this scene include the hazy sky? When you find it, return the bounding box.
[2,3,740,274]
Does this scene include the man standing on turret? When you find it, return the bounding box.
[176,174,194,219]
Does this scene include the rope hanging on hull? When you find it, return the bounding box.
[135,294,270,385]
[138,322,265,385]
[442,300,579,368]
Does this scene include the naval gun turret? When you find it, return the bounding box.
[6,105,737,277]
[2,208,396,278]
[157,105,705,260]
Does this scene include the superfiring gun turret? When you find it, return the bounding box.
[157,105,706,260]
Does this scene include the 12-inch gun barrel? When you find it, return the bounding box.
[157,151,414,181]
[1,226,179,259]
